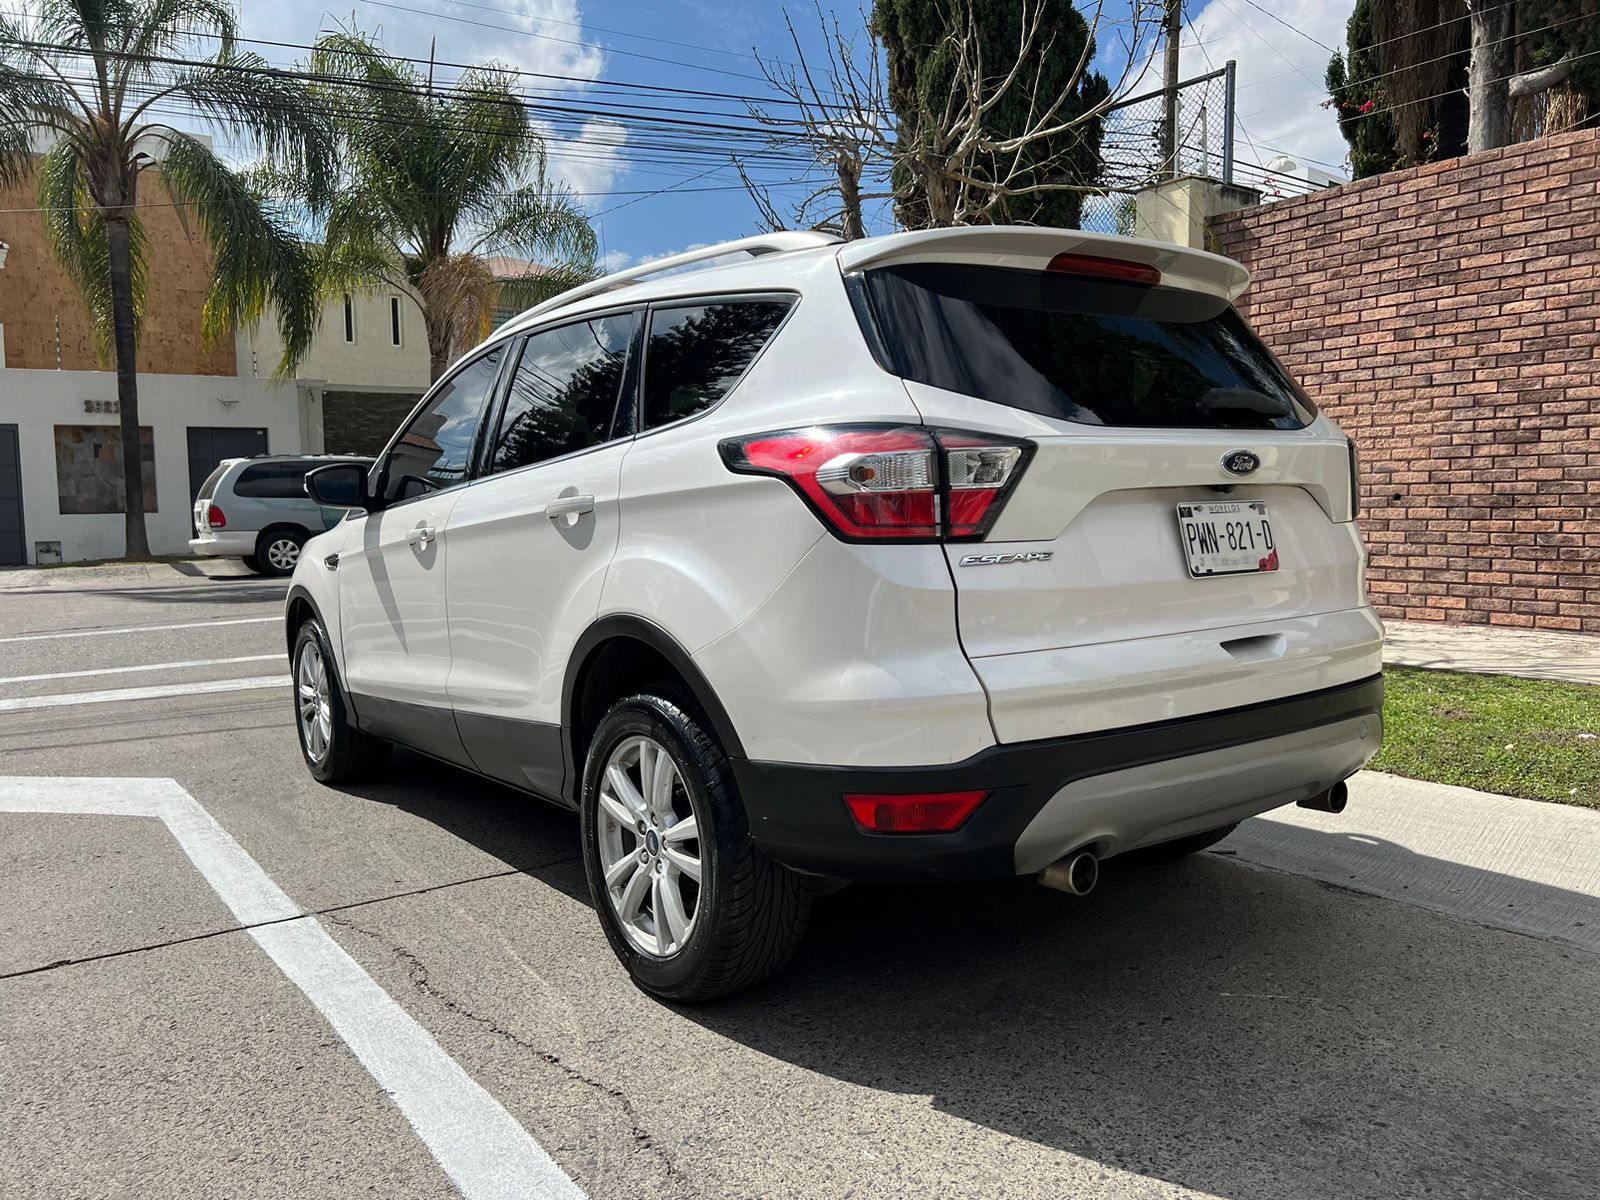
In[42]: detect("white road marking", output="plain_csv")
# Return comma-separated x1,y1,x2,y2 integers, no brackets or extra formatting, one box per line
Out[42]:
0,675,290,713
0,655,282,686
0,777,587,1200
0,616,277,644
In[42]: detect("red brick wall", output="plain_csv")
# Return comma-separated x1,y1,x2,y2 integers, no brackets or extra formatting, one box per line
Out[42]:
1209,129,1600,631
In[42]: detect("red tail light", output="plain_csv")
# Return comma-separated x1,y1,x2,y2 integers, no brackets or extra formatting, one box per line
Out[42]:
1046,252,1161,286
206,504,226,528
845,790,989,833
718,425,1029,542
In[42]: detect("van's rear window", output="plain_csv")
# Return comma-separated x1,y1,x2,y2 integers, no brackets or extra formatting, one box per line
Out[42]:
855,262,1316,430
196,463,229,501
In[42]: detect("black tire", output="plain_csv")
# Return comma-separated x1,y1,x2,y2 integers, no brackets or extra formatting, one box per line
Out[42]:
292,618,390,783
1128,823,1238,863
255,527,307,577
240,553,264,574
580,690,811,1003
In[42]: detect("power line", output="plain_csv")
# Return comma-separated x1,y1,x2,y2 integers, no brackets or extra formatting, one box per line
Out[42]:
1236,0,1339,56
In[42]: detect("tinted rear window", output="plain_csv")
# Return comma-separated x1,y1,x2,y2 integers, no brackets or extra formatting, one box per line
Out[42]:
196,463,230,501
858,263,1315,430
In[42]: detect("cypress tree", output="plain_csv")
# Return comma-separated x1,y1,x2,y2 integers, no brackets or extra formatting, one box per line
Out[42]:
873,0,1109,228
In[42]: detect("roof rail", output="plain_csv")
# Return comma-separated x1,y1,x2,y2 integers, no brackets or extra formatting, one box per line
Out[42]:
507,231,842,328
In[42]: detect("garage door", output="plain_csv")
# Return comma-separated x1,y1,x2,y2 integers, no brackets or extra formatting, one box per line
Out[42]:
187,427,269,500
0,424,23,566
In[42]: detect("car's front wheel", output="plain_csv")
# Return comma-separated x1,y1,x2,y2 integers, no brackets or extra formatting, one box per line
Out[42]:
292,618,390,783
580,692,811,1002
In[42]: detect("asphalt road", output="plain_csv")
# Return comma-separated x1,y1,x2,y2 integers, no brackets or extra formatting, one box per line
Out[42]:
2,564,1597,1200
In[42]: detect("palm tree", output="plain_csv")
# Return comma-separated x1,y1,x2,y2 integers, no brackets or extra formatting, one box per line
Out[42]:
310,31,598,382
0,0,331,556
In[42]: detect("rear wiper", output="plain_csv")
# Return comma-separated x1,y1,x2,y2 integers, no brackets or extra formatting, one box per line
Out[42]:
1197,387,1291,416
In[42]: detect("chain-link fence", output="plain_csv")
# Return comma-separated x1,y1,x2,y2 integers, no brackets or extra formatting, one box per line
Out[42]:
1077,63,1332,235
1078,66,1233,235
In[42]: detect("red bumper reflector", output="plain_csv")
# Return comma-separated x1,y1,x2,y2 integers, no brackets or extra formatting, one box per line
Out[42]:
844,790,989,834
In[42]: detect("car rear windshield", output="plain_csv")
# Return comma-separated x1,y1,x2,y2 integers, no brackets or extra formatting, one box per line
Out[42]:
855,262,1316,430
196,463,230,501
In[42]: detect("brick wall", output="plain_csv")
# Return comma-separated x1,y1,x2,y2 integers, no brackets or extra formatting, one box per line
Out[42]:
0,165,236,376
1210,129,1600,631
322,391,422,456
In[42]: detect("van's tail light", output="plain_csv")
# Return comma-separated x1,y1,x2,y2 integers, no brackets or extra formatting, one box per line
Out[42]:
206,504,226,528
718,425,1029,542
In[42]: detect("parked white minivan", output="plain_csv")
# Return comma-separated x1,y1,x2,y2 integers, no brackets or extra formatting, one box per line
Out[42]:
285,228,1383,1000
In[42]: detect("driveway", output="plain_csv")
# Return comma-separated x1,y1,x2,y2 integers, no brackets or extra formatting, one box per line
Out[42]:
2,566,1596,1199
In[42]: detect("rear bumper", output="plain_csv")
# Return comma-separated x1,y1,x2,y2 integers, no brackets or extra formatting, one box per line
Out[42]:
733,674,1384,881
189,531,256,557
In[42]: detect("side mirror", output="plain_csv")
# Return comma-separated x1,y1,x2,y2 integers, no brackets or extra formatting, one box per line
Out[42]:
305,462,371,510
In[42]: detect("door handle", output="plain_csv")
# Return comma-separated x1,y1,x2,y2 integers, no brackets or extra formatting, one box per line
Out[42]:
406,525,437,549
546,494,595,520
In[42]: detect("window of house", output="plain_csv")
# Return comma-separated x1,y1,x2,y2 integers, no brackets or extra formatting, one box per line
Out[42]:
343,294,355,343
640,299,792,432
484,312,637,476
379,345,505,502
390,296,403,347
54,425,158,513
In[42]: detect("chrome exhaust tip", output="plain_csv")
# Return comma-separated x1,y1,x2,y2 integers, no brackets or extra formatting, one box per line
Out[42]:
1298,780,1349,814
1039,849,1099,896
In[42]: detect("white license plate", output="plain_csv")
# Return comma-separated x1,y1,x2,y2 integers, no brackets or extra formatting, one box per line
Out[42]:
1177,501,1279,578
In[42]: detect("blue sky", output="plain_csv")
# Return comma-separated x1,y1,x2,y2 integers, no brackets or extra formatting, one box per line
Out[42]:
229,0,1353,269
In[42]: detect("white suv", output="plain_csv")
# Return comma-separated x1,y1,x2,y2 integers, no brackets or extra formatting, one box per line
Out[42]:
286,227,1383,1001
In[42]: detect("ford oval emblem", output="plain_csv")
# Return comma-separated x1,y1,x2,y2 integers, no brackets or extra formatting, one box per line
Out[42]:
1221,449,1260,477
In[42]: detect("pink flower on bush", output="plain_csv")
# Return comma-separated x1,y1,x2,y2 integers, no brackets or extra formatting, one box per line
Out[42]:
1359,100,1375,114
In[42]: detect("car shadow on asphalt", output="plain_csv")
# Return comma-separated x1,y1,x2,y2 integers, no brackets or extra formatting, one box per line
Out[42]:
338,749,1600,1200
335,747,591,904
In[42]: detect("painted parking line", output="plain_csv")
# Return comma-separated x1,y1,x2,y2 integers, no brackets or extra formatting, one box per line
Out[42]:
0,616,278,644
0,676,290,713
0,777,586,1200
0,655,283,686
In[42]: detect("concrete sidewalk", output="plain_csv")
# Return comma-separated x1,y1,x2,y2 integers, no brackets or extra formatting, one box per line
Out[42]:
1384,618,1600,685
1225,770,1600,952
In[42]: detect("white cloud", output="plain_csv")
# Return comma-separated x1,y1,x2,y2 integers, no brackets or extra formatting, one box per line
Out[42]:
1098,0,1351,185
234,0,630,203
1185,0,1351,178
545,118,628,199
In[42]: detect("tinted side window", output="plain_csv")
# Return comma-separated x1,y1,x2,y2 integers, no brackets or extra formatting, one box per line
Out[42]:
234,462,314,499
382,346,504,502
641,300,791,431
487,312,636,476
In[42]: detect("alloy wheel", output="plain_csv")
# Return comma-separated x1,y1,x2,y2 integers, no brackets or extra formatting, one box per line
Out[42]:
296,639,333,763
596,734,703,958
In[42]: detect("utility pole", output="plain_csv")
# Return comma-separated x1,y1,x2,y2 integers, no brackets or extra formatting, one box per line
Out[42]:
1161,0,1182,180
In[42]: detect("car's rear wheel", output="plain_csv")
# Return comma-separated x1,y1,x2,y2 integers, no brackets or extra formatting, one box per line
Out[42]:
292,618,389,783
581,692,811,1002
240,553,263,574
257,527,306,577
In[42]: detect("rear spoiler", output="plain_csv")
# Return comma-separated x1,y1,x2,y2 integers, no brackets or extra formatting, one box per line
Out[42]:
835,226,1250,302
